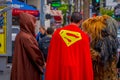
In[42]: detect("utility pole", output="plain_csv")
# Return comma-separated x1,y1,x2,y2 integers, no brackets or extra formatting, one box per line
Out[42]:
83,0,90,20
40,0,45,26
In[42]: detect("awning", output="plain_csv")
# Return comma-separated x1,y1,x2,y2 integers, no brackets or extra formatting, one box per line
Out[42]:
50,10,62,16
7,0,39,17
11,0,36,10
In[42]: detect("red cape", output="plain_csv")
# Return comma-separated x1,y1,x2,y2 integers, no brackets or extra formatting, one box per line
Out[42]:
45,24,93,80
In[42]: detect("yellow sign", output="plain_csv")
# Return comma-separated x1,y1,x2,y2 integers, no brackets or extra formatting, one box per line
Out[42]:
59,30,82,47
0,6,7,54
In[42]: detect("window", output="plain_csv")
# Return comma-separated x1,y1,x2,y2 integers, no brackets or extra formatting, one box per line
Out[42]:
12,16,20,25
12,27,20,34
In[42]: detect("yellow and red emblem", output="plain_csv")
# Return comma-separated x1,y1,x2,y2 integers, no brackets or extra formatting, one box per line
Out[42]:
59,30,82,47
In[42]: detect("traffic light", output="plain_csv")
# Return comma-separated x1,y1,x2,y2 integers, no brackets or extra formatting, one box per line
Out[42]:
0,15,4,27
96,0,100,3
92,0,100,15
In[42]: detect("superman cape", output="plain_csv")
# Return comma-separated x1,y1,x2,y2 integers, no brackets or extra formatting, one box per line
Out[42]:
45,24,93,80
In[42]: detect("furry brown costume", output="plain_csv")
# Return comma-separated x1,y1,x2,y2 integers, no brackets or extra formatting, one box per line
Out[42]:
82,15,119,80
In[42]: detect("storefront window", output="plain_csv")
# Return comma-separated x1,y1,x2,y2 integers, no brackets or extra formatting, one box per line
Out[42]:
12,16,19,25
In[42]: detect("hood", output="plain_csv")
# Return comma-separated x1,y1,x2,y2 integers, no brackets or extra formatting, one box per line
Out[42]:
19,12,36,36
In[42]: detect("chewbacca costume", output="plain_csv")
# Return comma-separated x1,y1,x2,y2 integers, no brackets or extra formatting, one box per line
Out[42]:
82,15,119,80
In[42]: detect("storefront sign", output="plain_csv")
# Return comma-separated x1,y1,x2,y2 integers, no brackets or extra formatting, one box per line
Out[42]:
7,0,39,17
12,9,39,17
51,1,61,7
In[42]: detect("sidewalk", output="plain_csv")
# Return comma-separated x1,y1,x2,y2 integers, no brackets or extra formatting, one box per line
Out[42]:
0,64,12,80
0,64,120,80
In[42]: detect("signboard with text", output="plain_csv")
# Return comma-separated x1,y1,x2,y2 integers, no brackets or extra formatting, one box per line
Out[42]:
12,9,39,17
0,6,7,54
51,1,61,7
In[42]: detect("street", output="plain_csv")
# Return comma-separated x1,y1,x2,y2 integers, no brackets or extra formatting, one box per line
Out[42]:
0,64,11,80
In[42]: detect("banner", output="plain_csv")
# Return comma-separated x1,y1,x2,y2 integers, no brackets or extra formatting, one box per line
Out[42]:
0,6,7,54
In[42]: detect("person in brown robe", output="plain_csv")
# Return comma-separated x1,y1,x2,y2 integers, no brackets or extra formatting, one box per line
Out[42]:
10,13,45,80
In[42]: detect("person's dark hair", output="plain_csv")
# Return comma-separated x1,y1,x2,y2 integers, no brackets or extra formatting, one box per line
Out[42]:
47,27,54,35
70,12,82,23
39,26,46,30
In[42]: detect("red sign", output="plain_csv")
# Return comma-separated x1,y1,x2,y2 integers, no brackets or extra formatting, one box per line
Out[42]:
12,9,39,17
54,16,62,22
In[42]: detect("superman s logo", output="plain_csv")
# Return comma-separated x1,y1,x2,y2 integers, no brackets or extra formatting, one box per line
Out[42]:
59,30,82,47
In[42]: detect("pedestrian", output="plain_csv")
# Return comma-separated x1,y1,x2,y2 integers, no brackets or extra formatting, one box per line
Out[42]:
38,27,54,62
45,12,93,80
10,13,45,80
82,15,119,80
38,27,54,80
36,26,46,42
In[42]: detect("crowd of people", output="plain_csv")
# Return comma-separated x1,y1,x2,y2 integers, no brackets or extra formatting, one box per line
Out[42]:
10,12,120,80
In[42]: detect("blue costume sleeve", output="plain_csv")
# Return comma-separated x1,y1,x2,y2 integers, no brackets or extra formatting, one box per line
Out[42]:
36,32,41,41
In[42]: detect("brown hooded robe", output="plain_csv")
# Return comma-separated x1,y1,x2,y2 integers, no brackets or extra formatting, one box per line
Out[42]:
10,13,44,80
